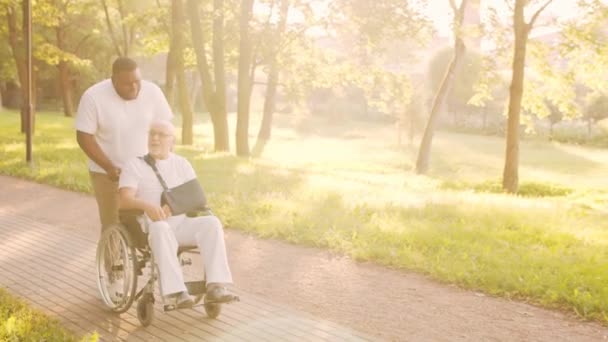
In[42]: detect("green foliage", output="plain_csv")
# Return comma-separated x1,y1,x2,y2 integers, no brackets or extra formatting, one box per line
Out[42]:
441,180,573,197
329,0,432,53
552,130,608,148
561,0,608,94
0,288,97,341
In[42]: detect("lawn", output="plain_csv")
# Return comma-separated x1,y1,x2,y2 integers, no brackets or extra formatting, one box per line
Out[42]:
0,288,97,341
1,109,607,323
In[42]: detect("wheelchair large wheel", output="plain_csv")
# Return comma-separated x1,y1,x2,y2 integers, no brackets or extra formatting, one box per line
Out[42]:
96,224,138,313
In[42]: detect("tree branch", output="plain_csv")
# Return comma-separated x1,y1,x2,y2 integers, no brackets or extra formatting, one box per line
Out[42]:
74,34,93,54
156,0,171,33
448,0,458,14
528,0,553,28
116,0,130,56
101,0,123,56
456,0,468,24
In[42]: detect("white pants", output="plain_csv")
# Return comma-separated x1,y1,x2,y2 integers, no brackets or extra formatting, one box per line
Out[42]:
147,215,233,296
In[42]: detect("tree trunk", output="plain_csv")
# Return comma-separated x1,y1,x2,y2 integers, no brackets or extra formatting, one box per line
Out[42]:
164,49,177,108
177,67,194,144
187,0,230,151
116,0,131,57
502,0,529,193
7,4,28,132
57,61,73,117
56,27,73,117
171,0,193,144
212,0,230,151
189,72,199,111
0,81,5,108
415,0,468,174
415,40,466,174
101,0,124,56
236,0,255,157
252,0,289,157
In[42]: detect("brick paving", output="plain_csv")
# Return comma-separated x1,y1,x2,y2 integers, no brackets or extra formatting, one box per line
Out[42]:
0,208,374,341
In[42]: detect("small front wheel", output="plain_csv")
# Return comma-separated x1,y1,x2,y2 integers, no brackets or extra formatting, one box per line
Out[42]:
204,303,221,319
137,295,155,327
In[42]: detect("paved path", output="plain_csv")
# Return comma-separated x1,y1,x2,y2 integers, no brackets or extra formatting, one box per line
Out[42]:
0,177,372,341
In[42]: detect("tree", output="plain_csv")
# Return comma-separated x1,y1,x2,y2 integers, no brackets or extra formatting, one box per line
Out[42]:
187,0,230,151
5,0,37,133
546,101,562,137
36,0,98,117
168,0,194,144
235,0,254,156
251,0,290,157
415,0,468,174
502,0,553,193
584,93,608,135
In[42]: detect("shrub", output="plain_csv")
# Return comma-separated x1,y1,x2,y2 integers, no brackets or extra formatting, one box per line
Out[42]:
441,180,572,197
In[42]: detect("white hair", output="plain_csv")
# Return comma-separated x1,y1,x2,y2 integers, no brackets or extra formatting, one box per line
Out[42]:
150,120,176,136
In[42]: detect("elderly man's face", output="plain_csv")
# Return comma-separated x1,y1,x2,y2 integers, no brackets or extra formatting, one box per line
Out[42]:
148,123,174,159
112,69,141,100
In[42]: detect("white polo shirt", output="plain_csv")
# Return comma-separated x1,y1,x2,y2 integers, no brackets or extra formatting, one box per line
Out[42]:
119,153,196,207
119,153,196,224
75,79,173,173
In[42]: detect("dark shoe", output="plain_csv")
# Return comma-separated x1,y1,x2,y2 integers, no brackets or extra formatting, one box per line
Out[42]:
205,285,236,303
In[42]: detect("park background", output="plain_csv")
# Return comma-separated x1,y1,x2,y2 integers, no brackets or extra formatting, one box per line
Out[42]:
1,0,608,339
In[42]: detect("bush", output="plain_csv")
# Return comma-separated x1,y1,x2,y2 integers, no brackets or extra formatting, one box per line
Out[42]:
441,180,573,197
518,182,573,197
549,128,608,147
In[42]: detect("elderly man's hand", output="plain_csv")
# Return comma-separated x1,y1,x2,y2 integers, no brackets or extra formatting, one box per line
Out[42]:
162,204,173,218
145,204,167,221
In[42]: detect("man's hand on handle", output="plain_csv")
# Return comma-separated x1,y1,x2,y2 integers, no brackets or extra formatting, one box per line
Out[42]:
106,167,121,182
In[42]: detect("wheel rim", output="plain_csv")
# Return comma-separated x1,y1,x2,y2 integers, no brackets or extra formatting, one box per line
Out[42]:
96,225,138,313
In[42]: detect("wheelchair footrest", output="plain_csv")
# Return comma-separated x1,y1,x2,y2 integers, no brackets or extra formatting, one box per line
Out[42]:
185,281,206,295
204,295,240,305
163,304,177,312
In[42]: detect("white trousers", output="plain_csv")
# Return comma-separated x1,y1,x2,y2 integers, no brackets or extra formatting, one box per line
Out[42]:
147,215,233,296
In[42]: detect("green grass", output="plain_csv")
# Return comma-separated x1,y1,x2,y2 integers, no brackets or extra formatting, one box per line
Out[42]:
1,110,608,323
0,288,97,341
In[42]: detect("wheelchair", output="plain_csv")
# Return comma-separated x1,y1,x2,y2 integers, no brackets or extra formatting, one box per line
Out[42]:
95,209,238,326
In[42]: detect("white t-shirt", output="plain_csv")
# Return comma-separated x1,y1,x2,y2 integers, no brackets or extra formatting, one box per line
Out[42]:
119,153,197,208
75,79,173,173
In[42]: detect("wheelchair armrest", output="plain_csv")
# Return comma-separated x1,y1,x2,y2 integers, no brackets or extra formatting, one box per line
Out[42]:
119,209,144,218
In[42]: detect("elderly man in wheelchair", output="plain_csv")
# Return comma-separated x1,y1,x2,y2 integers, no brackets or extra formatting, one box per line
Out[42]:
95,120,237,326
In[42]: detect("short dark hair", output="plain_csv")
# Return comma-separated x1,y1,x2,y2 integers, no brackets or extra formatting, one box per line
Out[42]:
112,57,138,75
